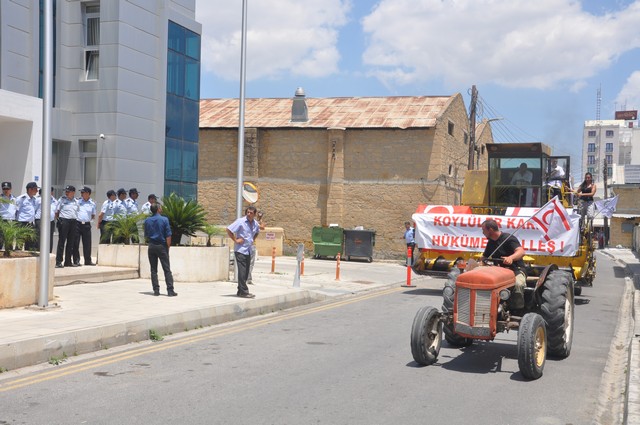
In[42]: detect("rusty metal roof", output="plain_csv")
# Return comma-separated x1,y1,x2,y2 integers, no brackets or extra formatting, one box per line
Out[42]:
200,95,454,129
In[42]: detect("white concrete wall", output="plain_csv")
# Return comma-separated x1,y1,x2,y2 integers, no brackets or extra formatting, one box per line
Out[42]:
0,89,43,189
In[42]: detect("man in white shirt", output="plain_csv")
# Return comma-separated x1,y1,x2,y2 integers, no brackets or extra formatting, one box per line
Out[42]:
546,159,565,199
510,163,533,206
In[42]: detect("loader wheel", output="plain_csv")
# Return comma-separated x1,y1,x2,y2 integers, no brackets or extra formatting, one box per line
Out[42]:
410,306,442,366
540,270,574,358
517,313,547,380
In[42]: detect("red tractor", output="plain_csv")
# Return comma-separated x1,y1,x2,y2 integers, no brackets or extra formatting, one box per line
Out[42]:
410,260,574,379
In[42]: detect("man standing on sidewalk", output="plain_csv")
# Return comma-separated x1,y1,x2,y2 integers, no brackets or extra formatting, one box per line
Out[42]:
73,186,96,266
55,185,79,268
15,182,39,250
144,203,177,297
226,206,260,298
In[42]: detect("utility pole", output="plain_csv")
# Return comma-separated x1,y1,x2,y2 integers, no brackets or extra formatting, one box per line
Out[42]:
467,85,477,170
603,158,609,247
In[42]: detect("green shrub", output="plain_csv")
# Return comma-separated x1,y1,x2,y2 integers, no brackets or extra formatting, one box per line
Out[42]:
160,193,207,246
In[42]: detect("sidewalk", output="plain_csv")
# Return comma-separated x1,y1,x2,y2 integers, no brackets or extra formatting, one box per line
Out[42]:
600,248,640,425
0,256,429,371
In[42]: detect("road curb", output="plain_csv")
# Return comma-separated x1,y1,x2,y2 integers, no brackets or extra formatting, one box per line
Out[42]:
0,290,326,371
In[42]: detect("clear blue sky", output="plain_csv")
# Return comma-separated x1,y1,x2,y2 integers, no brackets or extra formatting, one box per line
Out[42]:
196,0,640,182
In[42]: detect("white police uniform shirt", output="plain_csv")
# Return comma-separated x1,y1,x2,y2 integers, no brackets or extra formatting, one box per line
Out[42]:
15,193,37,223
56,196,79,220
36,195,58,221
100,199,117,221
76,198,96,223
113,199,127,217
124,197,139,215
141,201,153,215
0,194,16,220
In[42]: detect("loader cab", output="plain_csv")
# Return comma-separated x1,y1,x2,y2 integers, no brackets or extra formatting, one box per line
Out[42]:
486,143,571,208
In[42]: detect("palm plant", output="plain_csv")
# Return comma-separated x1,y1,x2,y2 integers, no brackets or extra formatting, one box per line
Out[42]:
160,193,207,246
203,224,225,247
105,213,146,245
0,220,37,257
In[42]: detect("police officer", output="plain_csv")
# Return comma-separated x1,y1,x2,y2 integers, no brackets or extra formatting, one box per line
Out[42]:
141,194,158,215
125,188,140,215
115,188,128,216
0,181,17,250
35,187,57,253
55,185,79,268
97,190,117,244
73,186,96,266
15,182,39,250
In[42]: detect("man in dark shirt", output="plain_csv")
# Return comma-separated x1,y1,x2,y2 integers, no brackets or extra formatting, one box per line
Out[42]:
481,219,526,309
144,204,176,297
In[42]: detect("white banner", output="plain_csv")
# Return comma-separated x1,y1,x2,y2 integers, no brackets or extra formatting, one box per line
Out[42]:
412,211,581,256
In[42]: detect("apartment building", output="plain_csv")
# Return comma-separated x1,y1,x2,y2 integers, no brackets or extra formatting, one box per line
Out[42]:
582,113,638,184
0,0,201,200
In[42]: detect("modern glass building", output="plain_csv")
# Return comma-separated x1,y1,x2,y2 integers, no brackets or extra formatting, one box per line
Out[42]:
0,0,201,203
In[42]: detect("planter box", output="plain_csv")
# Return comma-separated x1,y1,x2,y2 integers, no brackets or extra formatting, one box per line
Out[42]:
139,245,229,282
97,244,141,268
0,254,55,308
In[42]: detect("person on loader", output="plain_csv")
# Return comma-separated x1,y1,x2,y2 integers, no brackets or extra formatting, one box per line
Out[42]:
480,219,527,309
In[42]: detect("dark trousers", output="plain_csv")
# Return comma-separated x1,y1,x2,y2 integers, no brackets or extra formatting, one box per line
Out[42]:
17,222,36,250
235,252,251,295
56,218,77,265
148,243,174,293
99,221,112,244
73,221,92,264
35,219,55,253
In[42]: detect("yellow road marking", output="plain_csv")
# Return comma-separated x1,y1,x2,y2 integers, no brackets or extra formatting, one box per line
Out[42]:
0,286,404,392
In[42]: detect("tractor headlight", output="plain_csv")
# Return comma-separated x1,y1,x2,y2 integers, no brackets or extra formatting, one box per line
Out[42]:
499,289,511,301
443,285,455,297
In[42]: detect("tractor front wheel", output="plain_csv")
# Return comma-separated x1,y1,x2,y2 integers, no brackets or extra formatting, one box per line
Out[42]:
410,306,443,366
517,313,547,380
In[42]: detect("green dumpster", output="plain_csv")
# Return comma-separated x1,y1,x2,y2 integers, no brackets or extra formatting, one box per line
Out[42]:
312,226,344,259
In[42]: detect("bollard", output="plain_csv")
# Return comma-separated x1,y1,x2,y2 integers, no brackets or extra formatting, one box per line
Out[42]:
301,253,305,276
402,246,414,287
335,252,341,281
271,246,276,274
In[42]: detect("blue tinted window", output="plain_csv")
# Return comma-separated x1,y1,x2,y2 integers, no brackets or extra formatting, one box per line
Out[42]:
182,183,197,201
166,21,200,199
168,22,184,52
183,100,200,142
165,94,182,139
164,181,181,198
185,57,199,100
167,51,185,96
185,29,200,60
165,139,182,181
182,142,198,183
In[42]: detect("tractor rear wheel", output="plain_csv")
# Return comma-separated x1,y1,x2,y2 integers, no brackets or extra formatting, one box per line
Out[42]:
410,306,442,366
540,270,575,358
517,313,547,380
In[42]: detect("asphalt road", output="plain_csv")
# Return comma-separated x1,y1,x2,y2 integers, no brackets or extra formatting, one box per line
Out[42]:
0,253,627,425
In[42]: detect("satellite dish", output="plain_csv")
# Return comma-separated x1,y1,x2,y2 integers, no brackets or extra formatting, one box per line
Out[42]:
242,182,259,204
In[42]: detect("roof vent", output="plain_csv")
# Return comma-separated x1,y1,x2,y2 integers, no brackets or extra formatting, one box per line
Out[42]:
291,87,308,122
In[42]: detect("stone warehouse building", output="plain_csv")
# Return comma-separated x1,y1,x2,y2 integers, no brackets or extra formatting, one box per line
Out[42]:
199,91,492,258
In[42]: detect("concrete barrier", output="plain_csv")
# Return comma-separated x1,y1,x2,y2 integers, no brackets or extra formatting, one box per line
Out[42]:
0,253,55,308
139,245,229,282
